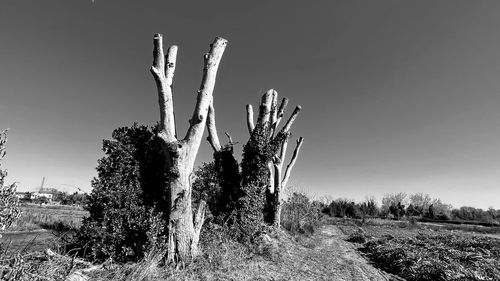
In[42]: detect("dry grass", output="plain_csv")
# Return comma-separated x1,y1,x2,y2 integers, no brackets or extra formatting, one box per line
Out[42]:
7,205,87,232
340,218,500,281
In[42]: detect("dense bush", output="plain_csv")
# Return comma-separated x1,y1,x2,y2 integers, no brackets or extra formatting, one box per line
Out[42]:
77,124,168,262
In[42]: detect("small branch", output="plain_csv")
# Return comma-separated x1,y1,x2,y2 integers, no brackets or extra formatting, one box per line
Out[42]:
206,101,221,152
224,132,234,145
281,137,304,189
150,34,177,143
246,104,255,135
281,105,301,134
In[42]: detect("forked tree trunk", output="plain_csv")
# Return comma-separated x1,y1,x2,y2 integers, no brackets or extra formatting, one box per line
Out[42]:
150,34,227,263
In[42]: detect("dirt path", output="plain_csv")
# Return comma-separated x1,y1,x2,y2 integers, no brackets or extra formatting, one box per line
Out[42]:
274,225,393,281
223,225,396,281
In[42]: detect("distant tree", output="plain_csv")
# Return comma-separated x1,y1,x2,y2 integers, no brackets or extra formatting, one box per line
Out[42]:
329,198,351,218
486,207,497,221
427,204,435,220
0,130,21,231
381,193,407,217
389,202,406,220
406,204,416,217
409,193,432,215
359,196,379,218
34,196,48,206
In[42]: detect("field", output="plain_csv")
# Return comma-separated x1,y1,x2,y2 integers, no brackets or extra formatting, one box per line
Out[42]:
1,204,87,254
337,218,500,281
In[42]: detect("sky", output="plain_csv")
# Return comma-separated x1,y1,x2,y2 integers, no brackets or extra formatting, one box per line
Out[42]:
1,1,500,209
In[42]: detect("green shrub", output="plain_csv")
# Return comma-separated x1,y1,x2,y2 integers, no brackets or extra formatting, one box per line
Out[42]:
77,124,168,262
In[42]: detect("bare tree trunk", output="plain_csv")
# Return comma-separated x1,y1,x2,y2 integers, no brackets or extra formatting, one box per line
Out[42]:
150,34,227,263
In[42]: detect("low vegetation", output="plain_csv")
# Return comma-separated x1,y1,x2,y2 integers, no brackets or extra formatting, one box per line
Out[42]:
7,205,86,232
339,218,500,281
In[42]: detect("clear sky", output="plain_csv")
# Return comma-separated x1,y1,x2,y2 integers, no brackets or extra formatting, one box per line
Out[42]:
1,1,500,209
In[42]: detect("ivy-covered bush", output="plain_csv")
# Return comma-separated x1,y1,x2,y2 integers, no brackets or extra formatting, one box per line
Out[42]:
77,124,168,262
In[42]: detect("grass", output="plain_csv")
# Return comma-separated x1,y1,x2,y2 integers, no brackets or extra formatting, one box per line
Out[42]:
339,218,500,281
0,204,87,257
7,205,87,232
0,221,314,280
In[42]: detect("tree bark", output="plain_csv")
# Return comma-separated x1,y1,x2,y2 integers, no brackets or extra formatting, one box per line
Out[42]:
150,34,227,263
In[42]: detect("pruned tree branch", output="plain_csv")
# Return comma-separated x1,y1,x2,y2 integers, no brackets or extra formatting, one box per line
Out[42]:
246,104,255,135
281,137,304,188
281,105,301,134
184,37,227,145
151,34,177,143
255,89,275,130
272,97,288,134
206,101,221,152
277,137,289,173
269,91,278,136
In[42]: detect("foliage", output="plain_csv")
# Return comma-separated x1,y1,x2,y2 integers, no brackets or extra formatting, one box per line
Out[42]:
359,197,379,218
328,198,352,218
381,193,407,217
0,130,21,232
192,145,242,223
77,124,168,262
236,124,281,239
388,202,406,220
280,192,322,236
54,191,87,206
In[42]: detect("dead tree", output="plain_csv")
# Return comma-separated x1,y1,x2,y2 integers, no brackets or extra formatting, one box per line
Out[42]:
150,34,227,263
207,90,303,231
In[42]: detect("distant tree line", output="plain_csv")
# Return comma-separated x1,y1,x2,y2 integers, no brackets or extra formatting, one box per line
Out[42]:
319,192,500,224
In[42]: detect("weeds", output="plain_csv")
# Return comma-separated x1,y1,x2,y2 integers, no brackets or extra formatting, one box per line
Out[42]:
340,218,500,281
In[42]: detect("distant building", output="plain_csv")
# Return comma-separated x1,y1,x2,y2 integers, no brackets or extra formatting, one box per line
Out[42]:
15,192,32,200
32,192,53,201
